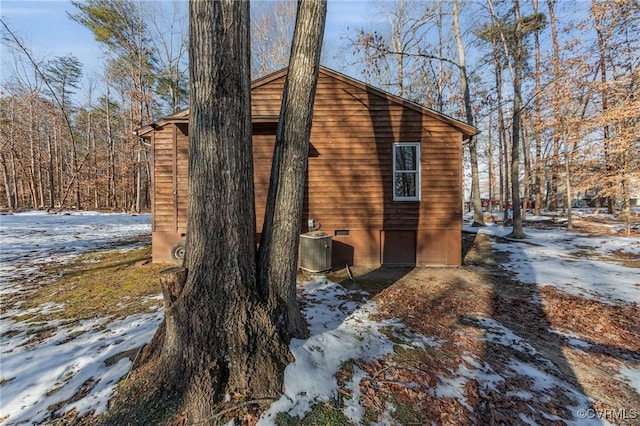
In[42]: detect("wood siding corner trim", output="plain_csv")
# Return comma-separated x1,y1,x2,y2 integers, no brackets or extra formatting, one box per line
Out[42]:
150,131,156,232
173,124,178,233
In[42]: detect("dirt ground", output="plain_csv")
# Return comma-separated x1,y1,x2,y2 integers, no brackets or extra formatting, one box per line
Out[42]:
320,231,640,425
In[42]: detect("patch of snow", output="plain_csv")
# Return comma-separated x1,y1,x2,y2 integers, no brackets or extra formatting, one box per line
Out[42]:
550,328,594,350
341,365,368,424
0,212,157,425
0,311,163,424
464,223,640,305
374,402,396,426
431,356,503,411
519,412,539,426
0,211,150,295
617,365,640,394
471,316,558,372
258,279,437,424
506,359,605,426
433,371,472,410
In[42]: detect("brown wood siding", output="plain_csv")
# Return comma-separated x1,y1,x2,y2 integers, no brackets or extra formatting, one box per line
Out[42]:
248,71,462,236
176,124,188,233
153,127,176,232
148,68,464,265
253,134,275,231
151,124,189,235
302,72,462,233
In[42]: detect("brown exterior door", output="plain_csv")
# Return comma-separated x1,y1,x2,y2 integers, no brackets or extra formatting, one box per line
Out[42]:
382,230,416,265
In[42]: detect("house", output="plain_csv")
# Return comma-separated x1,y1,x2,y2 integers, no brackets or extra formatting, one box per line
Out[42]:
135,66,477,267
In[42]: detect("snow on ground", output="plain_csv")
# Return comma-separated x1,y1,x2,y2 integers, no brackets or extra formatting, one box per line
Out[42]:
463,221,640,305
260,215,639,423
0,211,151,295
0,211,154,425
1,210,638,424
1,312,163,424
259,279,440,424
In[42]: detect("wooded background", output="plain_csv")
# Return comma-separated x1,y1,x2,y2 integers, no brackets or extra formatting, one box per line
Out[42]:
1,0,638,218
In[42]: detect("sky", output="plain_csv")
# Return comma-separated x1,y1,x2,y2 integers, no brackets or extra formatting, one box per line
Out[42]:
0,0,378,87
0,209,638,423
1,1,101,80
0,0,588,105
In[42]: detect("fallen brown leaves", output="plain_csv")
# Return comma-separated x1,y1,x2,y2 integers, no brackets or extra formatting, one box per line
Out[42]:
332,232,639,425
540,286,640,354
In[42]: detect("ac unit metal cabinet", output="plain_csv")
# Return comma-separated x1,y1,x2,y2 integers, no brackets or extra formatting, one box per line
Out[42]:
299,232,332,272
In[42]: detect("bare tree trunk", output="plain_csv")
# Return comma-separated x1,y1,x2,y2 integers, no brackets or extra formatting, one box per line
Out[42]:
258,0,327,342
28,100,39,208
36,139,45,208
392,0,405,97
47,135,55,209
486,112,496,213
10,143,19,209
533,0,543,216
498,118,504,216
620,171,631,235
135,148,142,213
549,135,560,212
521,122,530,221
105,89,117,210
547,0,560,213
564,140,573,230
547,0,572,227
4,106,17,210
56,124,65,207
453,0,483,227
54,126,62,205
90,114,99,209
435,0,445,112
0,151,14,210
72,132,80,209
490,37,509,222
592,0,614,214
508,0,527,238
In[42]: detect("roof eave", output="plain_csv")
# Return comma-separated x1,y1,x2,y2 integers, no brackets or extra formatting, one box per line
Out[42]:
135,66,480,139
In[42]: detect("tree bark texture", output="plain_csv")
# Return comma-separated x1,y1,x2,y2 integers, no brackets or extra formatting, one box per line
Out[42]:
453,0,483,227
258,0,327,343
508,0,527,238
533,0,543,217
592,0,614,214
147,1,291,422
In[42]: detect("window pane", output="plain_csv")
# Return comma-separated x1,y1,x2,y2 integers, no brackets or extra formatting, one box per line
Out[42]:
394,172,417,198
395,145,417,171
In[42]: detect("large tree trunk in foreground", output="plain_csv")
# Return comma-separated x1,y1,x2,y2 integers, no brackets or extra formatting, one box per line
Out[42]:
142,1,291,423
258,0,327,343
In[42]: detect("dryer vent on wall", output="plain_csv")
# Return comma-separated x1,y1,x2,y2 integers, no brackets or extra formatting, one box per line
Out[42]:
299,232,332,272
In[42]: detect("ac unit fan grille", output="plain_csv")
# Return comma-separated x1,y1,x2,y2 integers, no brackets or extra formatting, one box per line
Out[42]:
299,232,332,272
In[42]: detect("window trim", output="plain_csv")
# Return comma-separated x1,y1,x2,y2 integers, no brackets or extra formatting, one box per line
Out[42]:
392,142,421,201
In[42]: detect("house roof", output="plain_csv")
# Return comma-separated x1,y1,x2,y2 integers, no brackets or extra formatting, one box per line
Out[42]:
135,66,478,139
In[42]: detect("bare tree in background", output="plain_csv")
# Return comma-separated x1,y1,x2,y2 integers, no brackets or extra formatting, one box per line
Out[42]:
251,0,297,79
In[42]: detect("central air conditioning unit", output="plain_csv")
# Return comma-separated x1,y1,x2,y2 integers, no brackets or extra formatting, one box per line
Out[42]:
299,232,332,272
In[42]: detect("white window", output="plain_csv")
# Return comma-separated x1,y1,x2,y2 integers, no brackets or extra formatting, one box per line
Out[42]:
393,142,420,201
